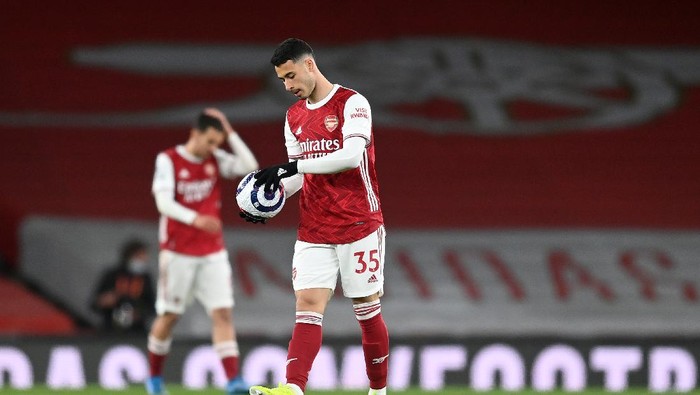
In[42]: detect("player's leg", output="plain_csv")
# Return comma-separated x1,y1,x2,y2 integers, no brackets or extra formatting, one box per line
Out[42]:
146,250,196,395
352,294,388,395
250,241,339,395
284,287,331,393
339,226,389,395
195,250,248,394
147,312,179,394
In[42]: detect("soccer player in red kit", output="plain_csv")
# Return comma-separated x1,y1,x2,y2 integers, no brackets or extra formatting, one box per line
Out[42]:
148,108,258,395
245,39,389,395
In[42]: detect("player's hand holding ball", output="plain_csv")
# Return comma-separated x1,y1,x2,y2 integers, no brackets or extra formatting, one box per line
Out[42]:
236,170,287,224
254,162,298,194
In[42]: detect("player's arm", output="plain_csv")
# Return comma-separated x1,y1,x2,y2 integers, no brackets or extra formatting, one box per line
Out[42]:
281,173,303,198
205,108,259,178
152,153,221,233
254,94,371,193
297,93,370,174
213,133,259,178
257,138,364,192
280,115,304,197
296,137,365,174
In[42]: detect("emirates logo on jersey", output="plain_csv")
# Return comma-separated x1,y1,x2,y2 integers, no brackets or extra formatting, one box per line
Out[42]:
324,115,339,132
177,179,215,203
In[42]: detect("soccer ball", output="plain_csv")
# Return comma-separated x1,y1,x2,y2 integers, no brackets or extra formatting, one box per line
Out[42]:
236,171,285,219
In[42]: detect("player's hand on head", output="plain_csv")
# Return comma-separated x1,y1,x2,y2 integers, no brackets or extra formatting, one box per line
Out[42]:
193,214,222,233
204,108,235,134
254,162,299,195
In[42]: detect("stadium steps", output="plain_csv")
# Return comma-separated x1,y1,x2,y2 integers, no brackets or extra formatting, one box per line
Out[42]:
0,276,77,335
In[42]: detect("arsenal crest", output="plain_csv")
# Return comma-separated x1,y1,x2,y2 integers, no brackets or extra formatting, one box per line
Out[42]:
324,115,339,132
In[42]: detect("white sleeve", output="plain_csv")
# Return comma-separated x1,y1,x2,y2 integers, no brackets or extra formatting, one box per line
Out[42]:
341,93,372,144
154,191,198,225
284,115,303,160
296,137,365,174
281,173,303,197
272,115,303,196
151,153,198,225
152,153,175,193
214,133,259,179
294,93,370,174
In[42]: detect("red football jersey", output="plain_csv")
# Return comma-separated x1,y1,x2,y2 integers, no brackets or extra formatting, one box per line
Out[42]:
157,147,224,255
285,85,384,244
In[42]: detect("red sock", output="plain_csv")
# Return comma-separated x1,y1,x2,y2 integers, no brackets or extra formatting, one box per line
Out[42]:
148,352,167,377
286,311,323,392
355,301,389,389
214,341,241,380
147,335,172,377
220,356,239,380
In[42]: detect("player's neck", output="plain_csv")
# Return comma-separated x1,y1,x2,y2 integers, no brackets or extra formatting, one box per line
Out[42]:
308,77,334,105
183,142,205,160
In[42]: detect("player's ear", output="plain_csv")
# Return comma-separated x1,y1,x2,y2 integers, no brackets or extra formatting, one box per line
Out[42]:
305,57,315,72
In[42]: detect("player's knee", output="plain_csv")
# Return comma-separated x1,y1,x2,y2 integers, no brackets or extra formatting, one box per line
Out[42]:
352,292,381,304
295,290,329,312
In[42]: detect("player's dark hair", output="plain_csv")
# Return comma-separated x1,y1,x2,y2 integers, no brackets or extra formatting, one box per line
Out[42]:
270,38,314,67
195,112,225,133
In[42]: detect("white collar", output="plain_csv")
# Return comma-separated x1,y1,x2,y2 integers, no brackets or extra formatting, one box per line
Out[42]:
306,84,340,110
176,145,204,163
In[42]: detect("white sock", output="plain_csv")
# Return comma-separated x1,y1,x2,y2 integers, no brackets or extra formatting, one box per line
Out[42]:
147,335,172,355
368,387,386,395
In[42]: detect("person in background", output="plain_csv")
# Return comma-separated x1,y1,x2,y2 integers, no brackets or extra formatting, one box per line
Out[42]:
147,108,258,395
91,238,155,333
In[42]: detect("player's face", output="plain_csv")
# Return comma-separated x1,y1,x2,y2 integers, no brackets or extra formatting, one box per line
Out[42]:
275,58,315,100
191,127,225,159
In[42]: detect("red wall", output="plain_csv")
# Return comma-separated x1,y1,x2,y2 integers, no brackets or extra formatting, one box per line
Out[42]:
2,1,699,264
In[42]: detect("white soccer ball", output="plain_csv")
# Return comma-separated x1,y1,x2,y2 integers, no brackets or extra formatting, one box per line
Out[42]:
236,171,285,219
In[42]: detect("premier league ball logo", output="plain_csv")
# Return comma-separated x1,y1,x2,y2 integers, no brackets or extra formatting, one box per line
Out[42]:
236,171,285,219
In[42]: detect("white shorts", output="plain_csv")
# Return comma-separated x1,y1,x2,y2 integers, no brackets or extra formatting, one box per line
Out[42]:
292,225,386,298
155,249,234,315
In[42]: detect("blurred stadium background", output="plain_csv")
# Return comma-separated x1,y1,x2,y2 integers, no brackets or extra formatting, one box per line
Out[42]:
1,1,699,392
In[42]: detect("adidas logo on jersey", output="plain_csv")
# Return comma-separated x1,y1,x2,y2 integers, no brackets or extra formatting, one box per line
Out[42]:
179,168,190,179
368,274,378,283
